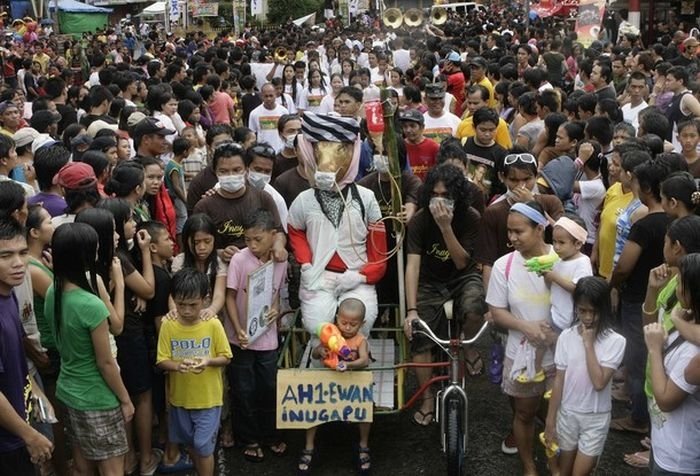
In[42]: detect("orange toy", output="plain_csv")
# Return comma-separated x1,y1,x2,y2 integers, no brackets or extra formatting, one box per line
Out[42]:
316,323,352,369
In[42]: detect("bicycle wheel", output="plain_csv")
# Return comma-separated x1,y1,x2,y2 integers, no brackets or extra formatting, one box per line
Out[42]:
445,396,465,476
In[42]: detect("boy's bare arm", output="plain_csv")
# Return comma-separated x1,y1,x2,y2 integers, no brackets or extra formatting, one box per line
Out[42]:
343,339,370,370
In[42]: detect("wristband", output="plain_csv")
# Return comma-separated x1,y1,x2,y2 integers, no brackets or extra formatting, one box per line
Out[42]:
574,157,584,169
406,308,418,313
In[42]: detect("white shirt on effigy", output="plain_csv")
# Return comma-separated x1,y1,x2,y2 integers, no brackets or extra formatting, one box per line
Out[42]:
287,183,381,291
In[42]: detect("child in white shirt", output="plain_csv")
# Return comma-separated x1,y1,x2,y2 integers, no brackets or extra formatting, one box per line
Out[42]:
517,215,593,383
545,276,626,475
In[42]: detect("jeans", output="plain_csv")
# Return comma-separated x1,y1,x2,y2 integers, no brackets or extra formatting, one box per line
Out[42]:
621,299,649,426
228,346,278,445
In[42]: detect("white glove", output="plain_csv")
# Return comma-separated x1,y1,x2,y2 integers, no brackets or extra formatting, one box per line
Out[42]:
335,270,365,295
300,263,312,289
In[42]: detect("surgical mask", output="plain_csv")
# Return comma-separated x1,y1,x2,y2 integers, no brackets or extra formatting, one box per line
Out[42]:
373,154,390,174
284,133,297,149
430,197,455,212
247,171,271,189
314,171,337,191
218,174,246,193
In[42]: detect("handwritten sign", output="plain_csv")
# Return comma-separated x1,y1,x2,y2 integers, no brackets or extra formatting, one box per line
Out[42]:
277,370,374,429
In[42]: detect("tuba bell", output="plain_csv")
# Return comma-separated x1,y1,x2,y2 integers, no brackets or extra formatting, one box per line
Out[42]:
274,47,287,63
404,8,424,27
382,8,403,29
431,7,447,25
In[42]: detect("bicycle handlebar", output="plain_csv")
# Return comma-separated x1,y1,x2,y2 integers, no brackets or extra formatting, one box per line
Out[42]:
411,318,490,348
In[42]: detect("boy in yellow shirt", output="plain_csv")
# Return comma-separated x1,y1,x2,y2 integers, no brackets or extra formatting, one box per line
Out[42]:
157,269,232,476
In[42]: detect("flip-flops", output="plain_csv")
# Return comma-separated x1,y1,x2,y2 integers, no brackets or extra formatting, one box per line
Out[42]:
244,444,265,463
268,441,287,457
412,409,435,426
465,352,484,376
157,453,194,474
610,416,649,434
624,451,650,469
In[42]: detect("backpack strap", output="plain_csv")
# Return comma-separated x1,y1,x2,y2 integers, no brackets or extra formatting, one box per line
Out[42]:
505,251,515,281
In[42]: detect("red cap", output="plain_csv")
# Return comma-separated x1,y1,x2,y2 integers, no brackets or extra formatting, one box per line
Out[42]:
52,162,97,190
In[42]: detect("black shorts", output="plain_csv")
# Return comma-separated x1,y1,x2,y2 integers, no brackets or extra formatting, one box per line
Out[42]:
116,333,153,396
411,272,486,354
0,446,34,476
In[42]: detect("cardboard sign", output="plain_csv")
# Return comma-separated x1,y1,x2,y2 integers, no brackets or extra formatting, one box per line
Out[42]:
277,370,374,429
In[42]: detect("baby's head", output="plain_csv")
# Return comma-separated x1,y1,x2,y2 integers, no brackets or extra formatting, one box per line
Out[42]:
335,297,366,339
552,214,587,260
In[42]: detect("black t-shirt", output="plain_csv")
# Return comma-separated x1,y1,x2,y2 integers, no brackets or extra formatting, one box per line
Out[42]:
56,103,78,137
186,166,217,213
273,153,298,181
461,137,507,200
193,187,282,250
117,250,143,337
542,52,565,86
406,206,480,283
144,265,171,341
242,92,262,128
272,167,310,208
622,212,672,302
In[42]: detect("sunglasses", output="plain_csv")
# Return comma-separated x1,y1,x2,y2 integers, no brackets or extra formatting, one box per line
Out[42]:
503,153,536,166
250,144,276,158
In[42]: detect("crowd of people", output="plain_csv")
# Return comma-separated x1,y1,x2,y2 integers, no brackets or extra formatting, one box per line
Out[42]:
0,4,699,476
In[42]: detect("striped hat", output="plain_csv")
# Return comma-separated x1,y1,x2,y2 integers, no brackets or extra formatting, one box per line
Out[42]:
301,112,360,143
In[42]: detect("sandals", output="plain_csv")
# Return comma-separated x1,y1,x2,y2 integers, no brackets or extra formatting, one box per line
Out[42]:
412,409,435,426
140,449,163,476
218,428,235,449
157,453,194,474
243,444,264,463
297,448,315,475
465,351,484,376
411,397,435,427
268,441,287,457
624,451,650,469
357,447,371,475
609,416,649,434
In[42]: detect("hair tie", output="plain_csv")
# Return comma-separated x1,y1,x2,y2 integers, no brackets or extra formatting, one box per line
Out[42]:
510,202,548,227
554,216,588,243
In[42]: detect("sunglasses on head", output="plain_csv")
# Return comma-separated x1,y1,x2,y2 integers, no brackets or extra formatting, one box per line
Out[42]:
504,153,536,166
250,144,276,158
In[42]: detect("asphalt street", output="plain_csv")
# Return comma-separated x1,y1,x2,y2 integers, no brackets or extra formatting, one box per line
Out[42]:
162,339,648,476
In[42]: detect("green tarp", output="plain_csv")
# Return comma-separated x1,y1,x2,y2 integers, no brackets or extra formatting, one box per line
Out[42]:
58,11,109,35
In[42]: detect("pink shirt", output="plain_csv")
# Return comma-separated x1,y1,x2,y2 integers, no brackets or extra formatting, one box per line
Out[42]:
209,91,234,125
225,248,287,351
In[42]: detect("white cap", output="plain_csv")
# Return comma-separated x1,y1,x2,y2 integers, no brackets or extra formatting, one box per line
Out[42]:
31,133,58,156
86,120,118,138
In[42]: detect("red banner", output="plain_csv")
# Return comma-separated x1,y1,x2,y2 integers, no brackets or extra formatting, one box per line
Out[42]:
575,0,605,47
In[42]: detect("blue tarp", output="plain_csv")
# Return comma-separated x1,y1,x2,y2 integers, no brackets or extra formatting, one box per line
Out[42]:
48,0,112,13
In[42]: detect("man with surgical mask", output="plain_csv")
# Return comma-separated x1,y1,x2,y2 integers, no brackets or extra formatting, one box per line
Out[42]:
245,142,288,231
272,114,302,180
193,142,287,263
287,113,387,337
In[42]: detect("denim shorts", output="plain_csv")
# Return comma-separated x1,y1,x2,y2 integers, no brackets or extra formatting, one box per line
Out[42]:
169,406,222,457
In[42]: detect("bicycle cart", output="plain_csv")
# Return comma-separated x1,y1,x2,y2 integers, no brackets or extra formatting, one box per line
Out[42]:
277,301,490,476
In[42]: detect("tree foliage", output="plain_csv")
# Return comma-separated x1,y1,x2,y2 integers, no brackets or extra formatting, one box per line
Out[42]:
267,0,322,25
